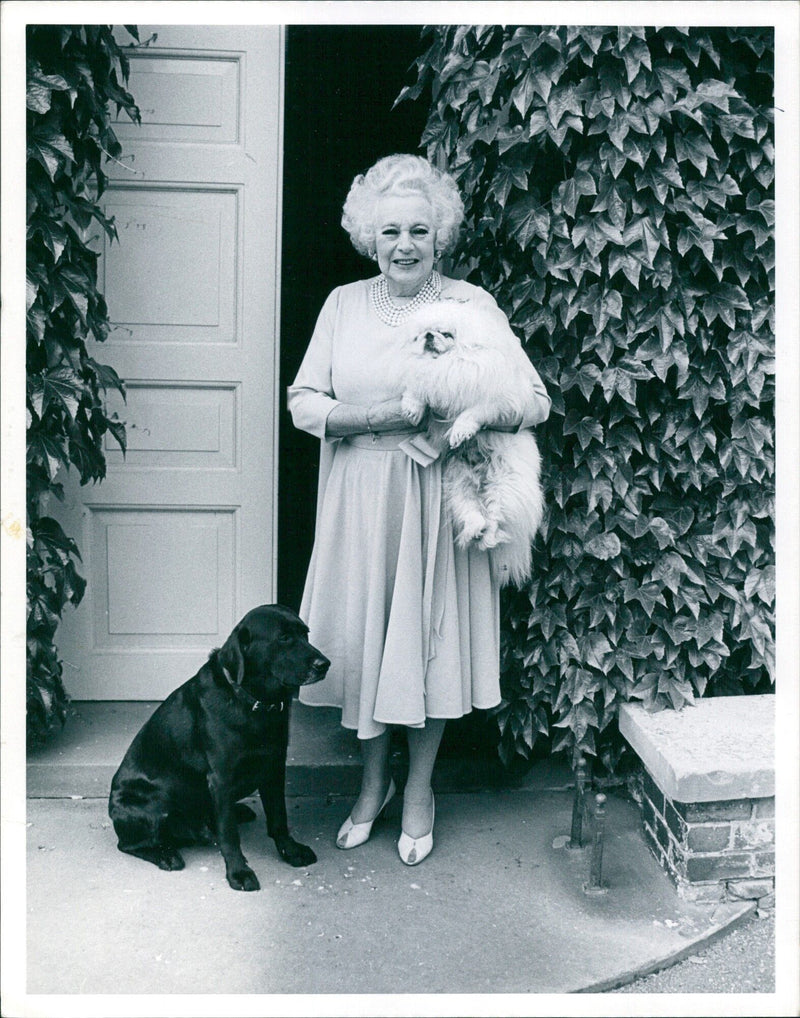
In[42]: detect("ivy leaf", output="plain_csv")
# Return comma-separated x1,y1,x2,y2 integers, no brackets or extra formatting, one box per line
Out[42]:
717,113,757,142
694,79,738,112
504,194,550,250
546,83,583,128
744,565,775,604
33,517,82,560
623,580,666,618
701,283,751,328
619,36,652,83
104,415,127,455
661,674,695,710
27,124,75,181
648,517,674,550
36,219,69,263
41,367,86,421
623,215,667,266
28,592,61,634
57,266,91,322
573,218,624,259
585,532,622,559
531,46,567,103
635,163,676,203
590,175,628,227
27,431,69,481
686,175,740,209
61,558,88,606
562,363,603,400
674,131,718,175
490,162,530,205
85,357,126,398
654,60,692,98
582,633,615,671
556,170,597,218
26,67,73,114
511,71,537,117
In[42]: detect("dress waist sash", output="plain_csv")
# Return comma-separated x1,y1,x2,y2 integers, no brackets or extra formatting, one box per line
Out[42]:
347,431,421,450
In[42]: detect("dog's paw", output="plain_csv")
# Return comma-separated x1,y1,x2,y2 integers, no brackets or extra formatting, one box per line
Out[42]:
401,393,426,425
156,848,186,871
478,521,506,550
447,416,480,447
227,865,260,892
276,836,318,868
457,510,489,545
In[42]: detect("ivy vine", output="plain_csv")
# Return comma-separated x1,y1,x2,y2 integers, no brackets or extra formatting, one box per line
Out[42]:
26,25,141,742
400,25,775,769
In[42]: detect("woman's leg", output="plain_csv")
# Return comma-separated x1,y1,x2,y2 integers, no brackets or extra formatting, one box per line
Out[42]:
349,730,392,824
402,718,446,837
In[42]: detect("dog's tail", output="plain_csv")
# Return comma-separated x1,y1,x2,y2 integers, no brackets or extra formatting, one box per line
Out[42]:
487,432,545,588
490,539,534,588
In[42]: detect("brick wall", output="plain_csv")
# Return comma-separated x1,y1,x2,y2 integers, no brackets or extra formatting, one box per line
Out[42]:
638,770,775,906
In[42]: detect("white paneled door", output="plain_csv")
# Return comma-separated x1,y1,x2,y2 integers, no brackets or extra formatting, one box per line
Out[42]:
56,27,283,698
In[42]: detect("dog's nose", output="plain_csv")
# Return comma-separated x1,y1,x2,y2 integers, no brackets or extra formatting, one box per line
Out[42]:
302,656,329,687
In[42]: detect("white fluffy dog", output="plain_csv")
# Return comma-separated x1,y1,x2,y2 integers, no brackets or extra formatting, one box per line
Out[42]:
401,298,545,587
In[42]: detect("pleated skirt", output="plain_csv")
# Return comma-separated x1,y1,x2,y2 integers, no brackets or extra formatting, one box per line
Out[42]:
298,432,501,740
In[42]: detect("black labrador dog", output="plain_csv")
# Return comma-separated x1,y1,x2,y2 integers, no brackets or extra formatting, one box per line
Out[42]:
109,604,329,891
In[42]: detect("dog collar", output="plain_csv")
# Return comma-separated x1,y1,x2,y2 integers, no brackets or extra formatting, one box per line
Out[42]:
238,685,287,713
221,667,287,713
254,697,285,713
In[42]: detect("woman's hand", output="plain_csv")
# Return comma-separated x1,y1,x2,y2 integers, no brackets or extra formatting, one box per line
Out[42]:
368,397,419,433
325,398,420,438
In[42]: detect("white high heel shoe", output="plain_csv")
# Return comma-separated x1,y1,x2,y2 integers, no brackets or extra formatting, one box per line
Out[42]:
336,778,396,850
397,792,435,866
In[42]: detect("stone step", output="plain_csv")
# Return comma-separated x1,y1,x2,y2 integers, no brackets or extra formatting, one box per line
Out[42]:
619,694,774,803
27,700,573,799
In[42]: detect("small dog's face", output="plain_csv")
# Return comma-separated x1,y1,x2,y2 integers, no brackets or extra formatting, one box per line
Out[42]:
223,604,329,694
406,300,476,360
414,325,456,357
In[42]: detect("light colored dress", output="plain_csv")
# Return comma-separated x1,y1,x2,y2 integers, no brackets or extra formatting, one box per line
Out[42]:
287,275,550,740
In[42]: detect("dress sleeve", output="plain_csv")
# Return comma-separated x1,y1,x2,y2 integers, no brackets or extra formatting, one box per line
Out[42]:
287,288,343,441
470,286,552,428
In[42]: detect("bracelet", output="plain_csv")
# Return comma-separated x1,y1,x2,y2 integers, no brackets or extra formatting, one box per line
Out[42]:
489,417,523,433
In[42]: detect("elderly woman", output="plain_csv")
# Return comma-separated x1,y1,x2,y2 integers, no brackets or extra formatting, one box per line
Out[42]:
288,154,550,865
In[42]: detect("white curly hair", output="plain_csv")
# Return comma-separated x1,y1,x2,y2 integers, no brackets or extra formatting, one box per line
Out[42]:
341,154,465,258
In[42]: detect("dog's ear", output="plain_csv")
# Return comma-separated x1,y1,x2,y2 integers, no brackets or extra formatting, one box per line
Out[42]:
220,625,249,685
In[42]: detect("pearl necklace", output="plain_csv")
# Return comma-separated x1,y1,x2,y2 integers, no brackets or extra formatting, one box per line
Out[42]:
369,270,442,327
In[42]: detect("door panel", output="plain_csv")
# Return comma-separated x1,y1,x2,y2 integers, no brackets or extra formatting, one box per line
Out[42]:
103,382,237,469
56,26,282,699
101,188,238,337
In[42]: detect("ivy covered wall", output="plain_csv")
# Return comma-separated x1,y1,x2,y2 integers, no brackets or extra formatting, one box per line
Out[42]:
26,26,139,742
400,26,775,769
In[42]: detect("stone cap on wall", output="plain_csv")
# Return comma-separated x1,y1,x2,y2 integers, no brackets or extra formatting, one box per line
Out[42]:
618,695,774,803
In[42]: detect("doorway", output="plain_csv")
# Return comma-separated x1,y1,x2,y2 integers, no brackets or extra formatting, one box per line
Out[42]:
278,25,430,609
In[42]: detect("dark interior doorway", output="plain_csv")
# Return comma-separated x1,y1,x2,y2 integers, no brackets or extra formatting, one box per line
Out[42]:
278,25,430,610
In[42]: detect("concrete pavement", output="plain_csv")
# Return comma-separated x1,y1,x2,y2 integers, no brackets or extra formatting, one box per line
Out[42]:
14,701,775,1007
23,793,756,996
